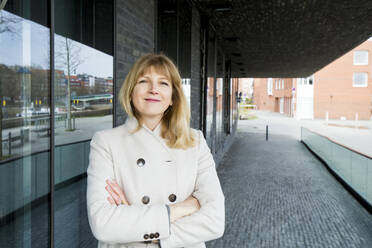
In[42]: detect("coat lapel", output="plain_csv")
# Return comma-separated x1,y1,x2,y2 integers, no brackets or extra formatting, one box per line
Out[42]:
122,116,180,203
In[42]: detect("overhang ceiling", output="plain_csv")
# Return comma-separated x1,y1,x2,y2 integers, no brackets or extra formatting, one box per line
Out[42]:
196,0,372,78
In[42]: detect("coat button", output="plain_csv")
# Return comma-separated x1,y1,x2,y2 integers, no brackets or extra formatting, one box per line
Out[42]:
154,232,160,238
142,195,150,204
144,234,149,239
137,158,145,167
168,194,177,202
150,233,155,239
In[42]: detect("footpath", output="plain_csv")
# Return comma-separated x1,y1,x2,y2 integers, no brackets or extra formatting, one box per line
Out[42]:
238,110,372,157
207,111,372,248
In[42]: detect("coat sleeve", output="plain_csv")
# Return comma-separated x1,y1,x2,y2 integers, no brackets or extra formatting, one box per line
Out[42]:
86,131,171,244
160,130,225,248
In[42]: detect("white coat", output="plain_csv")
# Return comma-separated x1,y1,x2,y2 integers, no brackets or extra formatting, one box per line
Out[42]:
86,116,225,248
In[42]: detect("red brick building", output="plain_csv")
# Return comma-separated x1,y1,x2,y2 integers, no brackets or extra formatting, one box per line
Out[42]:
253,39,372,120
253,78,294,116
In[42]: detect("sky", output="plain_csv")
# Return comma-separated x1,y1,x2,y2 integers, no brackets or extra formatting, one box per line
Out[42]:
0,10,113,78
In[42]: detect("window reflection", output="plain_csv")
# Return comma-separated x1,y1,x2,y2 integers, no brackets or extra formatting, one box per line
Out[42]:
0,5,50,247
54,34,113,145
206,28,216,150
216,49,224,152
216,77,223,152
206,77,214,148
181,78,191,106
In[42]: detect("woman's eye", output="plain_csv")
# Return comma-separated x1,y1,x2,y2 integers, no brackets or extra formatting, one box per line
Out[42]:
139,80,147,83
161,82,169,86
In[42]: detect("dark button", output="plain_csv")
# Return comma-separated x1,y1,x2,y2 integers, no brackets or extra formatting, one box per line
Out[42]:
150,233,155,239
168,194,177,202
144,234,149,240
137,158,145,167
142,195,150,204
154,232,160,238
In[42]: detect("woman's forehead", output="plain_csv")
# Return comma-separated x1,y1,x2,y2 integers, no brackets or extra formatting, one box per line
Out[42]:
140,65,171,79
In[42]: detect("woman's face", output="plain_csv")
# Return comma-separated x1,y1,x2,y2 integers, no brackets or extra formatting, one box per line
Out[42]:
131,66,173,122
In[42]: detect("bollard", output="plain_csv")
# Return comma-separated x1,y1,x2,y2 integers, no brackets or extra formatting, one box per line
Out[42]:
355,112,358,129
8,132,11,155
266,125,268,141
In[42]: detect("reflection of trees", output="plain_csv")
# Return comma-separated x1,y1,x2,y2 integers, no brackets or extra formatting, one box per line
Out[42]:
0,8,22,159
0,8,21,35
55,37,83,130
0,64,18,159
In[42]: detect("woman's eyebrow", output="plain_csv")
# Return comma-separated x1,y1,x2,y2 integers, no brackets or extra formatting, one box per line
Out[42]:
159,77,170,80
140,75,170,80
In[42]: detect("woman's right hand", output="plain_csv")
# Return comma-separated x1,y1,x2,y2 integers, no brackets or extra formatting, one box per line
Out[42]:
169,195,200,222
105,179,129,206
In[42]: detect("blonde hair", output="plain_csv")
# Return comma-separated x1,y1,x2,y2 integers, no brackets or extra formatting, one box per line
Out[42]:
119,54,196,149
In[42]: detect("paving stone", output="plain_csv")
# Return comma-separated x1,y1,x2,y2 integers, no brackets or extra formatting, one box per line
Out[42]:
207,132,372,248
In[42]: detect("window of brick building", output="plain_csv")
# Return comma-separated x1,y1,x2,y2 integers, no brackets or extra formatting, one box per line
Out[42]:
353,50,368,65
353,72,368,87
267,78,273,95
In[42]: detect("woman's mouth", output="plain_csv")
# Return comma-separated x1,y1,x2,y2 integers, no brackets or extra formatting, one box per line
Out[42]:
145,98,160,102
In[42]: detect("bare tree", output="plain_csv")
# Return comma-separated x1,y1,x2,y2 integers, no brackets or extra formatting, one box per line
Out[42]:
55,37,83,130
1,3,22,159
0,3,21,35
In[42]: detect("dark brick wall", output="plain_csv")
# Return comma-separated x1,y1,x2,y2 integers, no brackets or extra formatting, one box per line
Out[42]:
190,6,201,130
114,0,155,126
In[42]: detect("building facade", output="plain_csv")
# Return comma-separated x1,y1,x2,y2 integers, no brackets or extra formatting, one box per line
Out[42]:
313,40,372,120
253,39,372,120
0,0,240,247
253,78,294,116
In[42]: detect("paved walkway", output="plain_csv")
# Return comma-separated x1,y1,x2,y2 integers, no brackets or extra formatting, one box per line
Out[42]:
238,110,372,157
207,114,372,248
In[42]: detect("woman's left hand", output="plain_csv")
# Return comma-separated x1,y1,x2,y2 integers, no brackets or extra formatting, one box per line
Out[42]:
105,179,129,206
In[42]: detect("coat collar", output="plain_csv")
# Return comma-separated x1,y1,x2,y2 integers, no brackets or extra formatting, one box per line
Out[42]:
125,115,162,137
125,115,175,160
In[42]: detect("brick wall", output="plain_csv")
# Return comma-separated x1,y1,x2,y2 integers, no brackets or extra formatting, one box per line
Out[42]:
253,78,294,116
314,40,372,120
190,6,201,129
114,0,155,126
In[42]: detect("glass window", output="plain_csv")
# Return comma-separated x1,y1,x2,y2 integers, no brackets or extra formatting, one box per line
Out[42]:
181,78,191,106
206,28,215,150
53,0,113,247
216,49,224,153
353,50,368,65
353,72,368,87
1,1,51,246
267,78,273,95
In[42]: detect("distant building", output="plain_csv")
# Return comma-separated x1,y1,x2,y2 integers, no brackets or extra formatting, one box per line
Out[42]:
253,39,372,120
253,78,294,116
238,78,254,103
313,40,372,120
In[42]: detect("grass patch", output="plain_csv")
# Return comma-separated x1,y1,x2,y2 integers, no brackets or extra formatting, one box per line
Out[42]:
65,128,76,132
1,154,20,160
239,106,257,120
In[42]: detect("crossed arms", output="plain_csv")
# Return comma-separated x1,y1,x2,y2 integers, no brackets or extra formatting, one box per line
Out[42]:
86,130,225,247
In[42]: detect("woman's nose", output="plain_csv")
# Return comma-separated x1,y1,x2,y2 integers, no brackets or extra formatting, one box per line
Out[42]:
149,81,159,93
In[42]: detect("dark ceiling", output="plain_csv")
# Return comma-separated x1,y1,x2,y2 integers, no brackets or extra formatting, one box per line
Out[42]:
196,0,372,78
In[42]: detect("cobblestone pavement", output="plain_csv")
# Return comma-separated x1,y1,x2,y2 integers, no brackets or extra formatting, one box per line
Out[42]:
207,132,372,248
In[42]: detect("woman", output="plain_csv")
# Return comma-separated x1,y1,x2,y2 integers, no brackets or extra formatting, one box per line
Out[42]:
87,54,225,248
